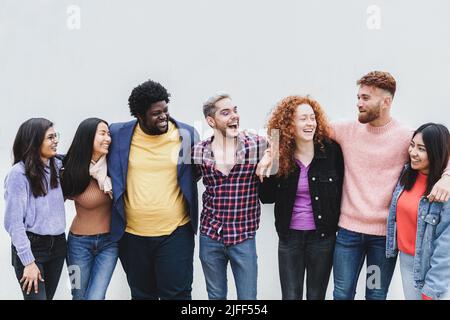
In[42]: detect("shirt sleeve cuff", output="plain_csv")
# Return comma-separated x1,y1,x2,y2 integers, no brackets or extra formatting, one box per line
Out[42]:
18,249,35,266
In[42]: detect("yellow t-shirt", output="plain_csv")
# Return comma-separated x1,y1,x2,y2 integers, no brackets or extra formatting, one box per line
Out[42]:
124,121,190,236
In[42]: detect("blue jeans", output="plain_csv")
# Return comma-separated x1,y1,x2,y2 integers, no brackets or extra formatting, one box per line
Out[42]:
66,232,118,300
199,234,257,300
119,224,194,300
399,252,422,300
399,251,450,300
333,227,397,300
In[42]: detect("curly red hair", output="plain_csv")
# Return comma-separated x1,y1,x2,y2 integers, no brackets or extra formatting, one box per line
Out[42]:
267,95,331,178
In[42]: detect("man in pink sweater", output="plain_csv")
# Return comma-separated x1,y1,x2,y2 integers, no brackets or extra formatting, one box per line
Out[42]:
331,71,450,300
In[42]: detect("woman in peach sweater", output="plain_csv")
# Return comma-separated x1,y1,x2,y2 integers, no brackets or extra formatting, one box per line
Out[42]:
61,118,117,300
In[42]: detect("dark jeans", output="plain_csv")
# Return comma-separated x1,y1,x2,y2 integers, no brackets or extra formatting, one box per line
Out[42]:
333,227,397,300
11,232,67,300
118,223,194,300
278,229,335,300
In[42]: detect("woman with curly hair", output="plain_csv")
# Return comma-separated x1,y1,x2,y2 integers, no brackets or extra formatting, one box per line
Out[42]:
260,95,344,300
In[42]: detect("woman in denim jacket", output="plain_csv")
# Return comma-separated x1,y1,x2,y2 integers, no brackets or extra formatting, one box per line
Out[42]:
386,123,450,300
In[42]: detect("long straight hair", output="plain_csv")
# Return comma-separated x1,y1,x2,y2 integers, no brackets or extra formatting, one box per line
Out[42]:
400,123,450,195
61,118,109,198
13,118,58,197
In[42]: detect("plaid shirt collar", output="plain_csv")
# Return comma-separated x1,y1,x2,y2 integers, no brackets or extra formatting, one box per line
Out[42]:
200,133,248,165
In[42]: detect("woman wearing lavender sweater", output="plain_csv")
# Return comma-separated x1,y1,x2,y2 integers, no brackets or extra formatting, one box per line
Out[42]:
4,118,66,300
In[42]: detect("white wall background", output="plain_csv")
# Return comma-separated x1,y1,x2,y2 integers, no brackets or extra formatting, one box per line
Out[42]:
1,0,449,300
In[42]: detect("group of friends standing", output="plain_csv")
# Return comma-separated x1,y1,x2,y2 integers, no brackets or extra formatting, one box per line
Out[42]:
4,71,450,300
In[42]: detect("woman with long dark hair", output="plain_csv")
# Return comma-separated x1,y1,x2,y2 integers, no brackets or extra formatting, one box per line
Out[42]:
4,118,66,300
259,96,344,300
61,118,117,300
386,123,450,300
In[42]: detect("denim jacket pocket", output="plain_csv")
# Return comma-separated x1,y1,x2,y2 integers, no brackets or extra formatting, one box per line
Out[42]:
424,214,440,226
422,213,440,255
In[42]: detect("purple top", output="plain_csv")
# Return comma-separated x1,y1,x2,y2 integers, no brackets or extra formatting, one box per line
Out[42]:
3,160,66,266
289,160,316,230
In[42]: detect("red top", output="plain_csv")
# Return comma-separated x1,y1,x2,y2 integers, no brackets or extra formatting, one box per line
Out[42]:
396,172,428,255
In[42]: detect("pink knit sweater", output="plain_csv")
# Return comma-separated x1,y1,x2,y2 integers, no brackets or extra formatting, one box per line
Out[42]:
331,119,412,236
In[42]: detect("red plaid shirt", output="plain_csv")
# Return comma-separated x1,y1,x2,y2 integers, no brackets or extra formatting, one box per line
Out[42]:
193,133,267,246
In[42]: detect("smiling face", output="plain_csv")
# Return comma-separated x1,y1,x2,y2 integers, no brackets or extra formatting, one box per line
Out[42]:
357,85,388,124
138,100,170,135
40,127,58,161
295,104,317,143
206,97,240,138
92,122,111,161
409,132,430,174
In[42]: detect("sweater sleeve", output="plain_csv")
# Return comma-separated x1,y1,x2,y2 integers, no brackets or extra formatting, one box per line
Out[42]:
3,167,35,266
443,158,450,176
330,121,352,145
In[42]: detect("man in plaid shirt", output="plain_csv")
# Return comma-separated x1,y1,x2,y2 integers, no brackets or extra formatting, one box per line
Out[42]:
193,92,271,300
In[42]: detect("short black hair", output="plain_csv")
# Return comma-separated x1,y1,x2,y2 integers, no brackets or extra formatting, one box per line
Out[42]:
128,79,171,118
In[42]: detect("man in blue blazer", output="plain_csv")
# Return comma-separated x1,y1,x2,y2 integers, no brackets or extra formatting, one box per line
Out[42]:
108,79,199,300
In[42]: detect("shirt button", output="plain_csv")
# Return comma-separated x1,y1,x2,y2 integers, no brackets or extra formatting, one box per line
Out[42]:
318,215,322,219
433,219,436,223
315,196,319,200
422,216,425,219
329,178,333,182
321,233,325,237
312,177,316,181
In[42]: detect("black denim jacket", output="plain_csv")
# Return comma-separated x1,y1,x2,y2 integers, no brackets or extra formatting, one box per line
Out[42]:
259,140,344,238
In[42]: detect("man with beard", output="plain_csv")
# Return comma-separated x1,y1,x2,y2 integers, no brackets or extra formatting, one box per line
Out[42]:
330,71,450,300
108,79,199,299
192,92,270,300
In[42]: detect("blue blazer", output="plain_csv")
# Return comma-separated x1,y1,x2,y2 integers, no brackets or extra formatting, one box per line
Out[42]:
107,118,199,242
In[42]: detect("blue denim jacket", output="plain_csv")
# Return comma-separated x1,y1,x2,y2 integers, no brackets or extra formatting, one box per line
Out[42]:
386,165,450,299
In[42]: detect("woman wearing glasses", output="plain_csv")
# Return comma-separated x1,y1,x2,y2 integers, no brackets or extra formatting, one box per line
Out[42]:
4,118,66,300
61,118,117,300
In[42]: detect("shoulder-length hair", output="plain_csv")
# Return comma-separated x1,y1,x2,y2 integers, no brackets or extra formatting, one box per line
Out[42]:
400,123,450,195
61,118,109,198
267,95,331,178
13,118,58,197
